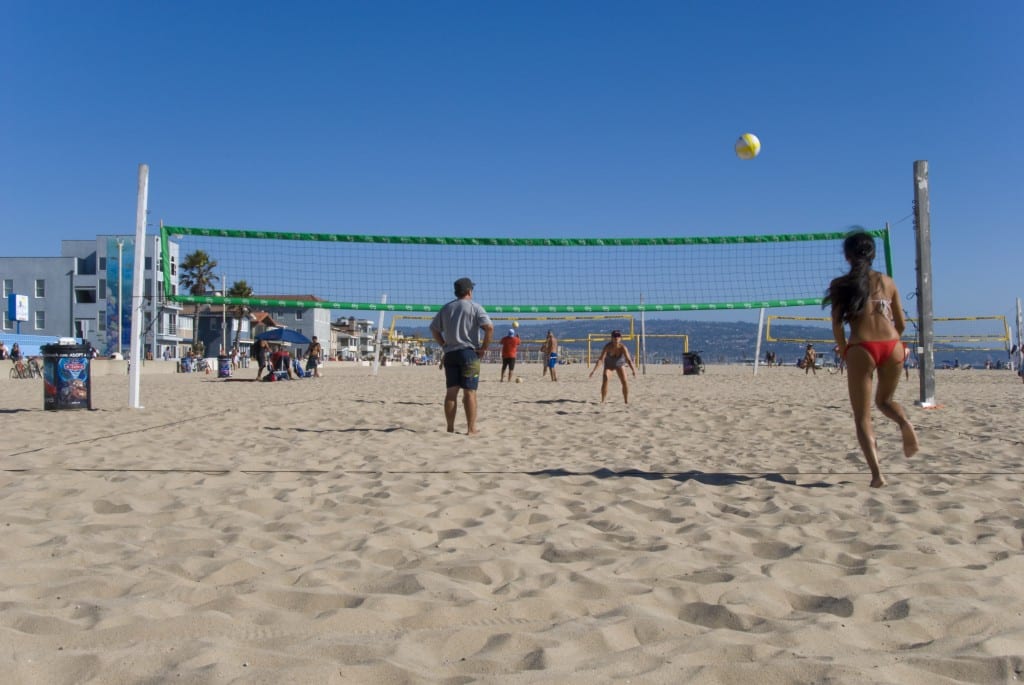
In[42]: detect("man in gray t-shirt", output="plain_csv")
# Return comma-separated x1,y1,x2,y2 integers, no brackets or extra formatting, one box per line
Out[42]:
430,277,494,434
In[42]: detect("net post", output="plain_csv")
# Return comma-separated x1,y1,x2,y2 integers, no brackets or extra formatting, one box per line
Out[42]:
372,294,387,376
912,160,937,407
753,308,766,375
639,295,646,376
1016,298,1023,372
882,222,894,277
128,163,148,409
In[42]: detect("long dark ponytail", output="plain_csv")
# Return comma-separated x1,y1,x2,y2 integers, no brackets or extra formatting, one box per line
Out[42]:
823,229,876,323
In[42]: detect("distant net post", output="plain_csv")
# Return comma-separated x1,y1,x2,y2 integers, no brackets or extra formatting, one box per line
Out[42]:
1017,298,1023,372
913,160,937,407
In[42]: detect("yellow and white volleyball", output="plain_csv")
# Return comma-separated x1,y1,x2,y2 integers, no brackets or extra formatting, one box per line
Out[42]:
734,133,761,160
512,321,519,328
514,377,523,383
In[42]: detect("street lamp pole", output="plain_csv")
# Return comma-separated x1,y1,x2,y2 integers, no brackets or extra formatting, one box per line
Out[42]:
116,238,125,357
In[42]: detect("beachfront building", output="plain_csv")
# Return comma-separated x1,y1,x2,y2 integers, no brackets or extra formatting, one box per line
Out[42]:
331,316,381,362
1,235,184,359
188,304,256,359
385,330,429,365
253,296,334,357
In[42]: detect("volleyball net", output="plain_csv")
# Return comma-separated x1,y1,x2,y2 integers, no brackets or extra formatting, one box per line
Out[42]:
160,225,893,313
766,315,1011,353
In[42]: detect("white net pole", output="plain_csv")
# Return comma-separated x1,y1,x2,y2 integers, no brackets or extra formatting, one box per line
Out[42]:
372,294,387,376
753,308,766,376
128,163,148,409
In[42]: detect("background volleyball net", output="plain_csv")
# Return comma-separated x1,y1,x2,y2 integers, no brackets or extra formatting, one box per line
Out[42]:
160,225,892,313
766,315,1011,356
388,313,638,365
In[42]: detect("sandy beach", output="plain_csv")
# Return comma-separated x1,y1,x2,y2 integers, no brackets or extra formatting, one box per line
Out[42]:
1,363,1022,684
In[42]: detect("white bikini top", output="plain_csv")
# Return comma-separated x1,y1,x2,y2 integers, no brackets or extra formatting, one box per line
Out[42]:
872,296,894,322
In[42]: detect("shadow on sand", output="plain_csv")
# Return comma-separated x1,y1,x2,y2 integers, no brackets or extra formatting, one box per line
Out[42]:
529,467,834,488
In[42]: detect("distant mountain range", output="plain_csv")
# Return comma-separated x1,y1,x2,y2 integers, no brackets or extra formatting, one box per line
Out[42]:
404,318,1013,367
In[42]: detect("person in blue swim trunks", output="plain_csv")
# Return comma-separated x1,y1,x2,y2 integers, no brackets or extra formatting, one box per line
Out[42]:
541,330,558,382
430,277,494,434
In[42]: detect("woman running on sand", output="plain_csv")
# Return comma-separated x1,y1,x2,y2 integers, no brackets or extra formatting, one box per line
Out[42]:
825,230,919,488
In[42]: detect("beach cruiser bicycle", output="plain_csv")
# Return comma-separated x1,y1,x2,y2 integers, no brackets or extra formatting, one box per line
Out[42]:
10,357,43,379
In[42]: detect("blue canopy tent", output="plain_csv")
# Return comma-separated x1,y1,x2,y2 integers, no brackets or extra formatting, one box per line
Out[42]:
255,327,311,345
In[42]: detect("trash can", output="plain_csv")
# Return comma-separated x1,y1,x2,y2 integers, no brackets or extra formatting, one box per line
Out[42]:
41,342,93,410
217,354,232,378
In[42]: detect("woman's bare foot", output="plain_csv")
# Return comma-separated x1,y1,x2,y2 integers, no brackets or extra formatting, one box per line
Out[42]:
870,476,887,488
900,422,919,457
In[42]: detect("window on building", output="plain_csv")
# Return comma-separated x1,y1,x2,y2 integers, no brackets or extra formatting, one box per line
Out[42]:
295,310,303,320
34,311,45,329
34,280,45,298
3,279,14,297
100,278,107,296
145,257,152,270
75,288,98,304
98,316,105,331
99,257,106,270
168,313,177,335
144,280,152,298
2,313,11,330
77,256,96,275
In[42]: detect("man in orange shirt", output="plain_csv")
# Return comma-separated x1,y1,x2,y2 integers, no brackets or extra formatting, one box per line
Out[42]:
499,329,521,382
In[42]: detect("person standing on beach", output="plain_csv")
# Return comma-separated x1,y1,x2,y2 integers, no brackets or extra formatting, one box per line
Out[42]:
825,229,919,488
832,344,846,375
255,339,270,379
499,328,520,382
541,330,558,381
589,330,636,403
306,336,322,378
803,344,817,374
430,277,494,434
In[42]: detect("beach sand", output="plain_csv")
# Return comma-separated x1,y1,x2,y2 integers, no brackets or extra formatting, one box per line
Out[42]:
1,363,1022,684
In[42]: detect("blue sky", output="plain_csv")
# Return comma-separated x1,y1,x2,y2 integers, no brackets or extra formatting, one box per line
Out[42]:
2,2,1021,328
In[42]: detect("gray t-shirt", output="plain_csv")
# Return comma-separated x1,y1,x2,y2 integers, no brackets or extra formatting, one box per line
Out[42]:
430,298,492,354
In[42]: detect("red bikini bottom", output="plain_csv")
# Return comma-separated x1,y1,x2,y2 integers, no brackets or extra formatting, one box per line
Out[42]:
846,339,902,366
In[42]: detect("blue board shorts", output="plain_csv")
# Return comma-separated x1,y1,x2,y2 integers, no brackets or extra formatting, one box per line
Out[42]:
547,352,558,369
444,348,481,390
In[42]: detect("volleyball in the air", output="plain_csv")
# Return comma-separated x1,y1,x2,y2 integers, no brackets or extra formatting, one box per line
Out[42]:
734,133,761,160
512,321,519,328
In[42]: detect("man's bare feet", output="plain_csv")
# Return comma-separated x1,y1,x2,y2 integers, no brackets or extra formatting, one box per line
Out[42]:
901,422,919,457
870,476,887,488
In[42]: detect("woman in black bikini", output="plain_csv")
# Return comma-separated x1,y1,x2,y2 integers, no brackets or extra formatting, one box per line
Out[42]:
589,330,636,404
825,230,919,488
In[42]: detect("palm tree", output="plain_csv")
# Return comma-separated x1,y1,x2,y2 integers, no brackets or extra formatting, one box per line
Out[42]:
179,250,219,354
226,280,254,349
